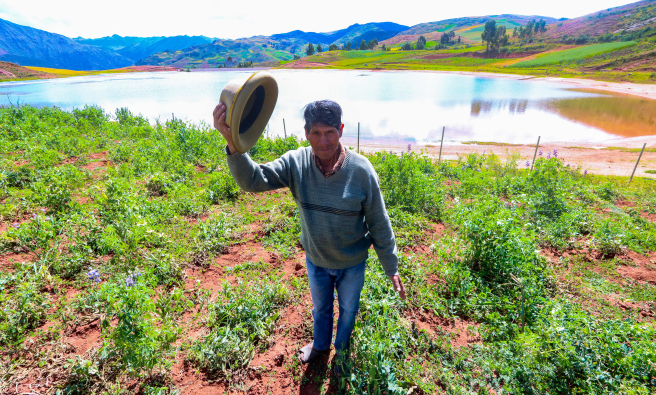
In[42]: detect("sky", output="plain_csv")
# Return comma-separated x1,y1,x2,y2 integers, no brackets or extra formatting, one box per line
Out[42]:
0,0,639,39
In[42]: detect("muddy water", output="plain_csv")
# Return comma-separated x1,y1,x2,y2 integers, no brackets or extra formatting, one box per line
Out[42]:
1,69,654,145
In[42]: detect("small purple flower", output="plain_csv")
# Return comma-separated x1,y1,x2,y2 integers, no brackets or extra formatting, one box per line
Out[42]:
40,208,46,212
538,149,543,156
125,269,142,287
553,149,558,158
12,223,19,228
407,144,411,152
32,214,37,220
382,155,386,162
584,170,588,176
525,161,530,168
87,269,101,283
547,152,551,159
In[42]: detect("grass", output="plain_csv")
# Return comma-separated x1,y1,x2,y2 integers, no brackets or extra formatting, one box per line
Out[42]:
512,41,638,67
0,105,655,394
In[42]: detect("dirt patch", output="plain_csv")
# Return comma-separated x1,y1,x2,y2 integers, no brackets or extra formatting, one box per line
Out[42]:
65,319,102,355
0,251,34,272
407,309,481,348
280,60,329,69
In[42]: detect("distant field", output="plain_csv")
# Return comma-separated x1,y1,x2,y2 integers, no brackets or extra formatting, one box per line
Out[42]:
512,41,637,67
26,66,123,77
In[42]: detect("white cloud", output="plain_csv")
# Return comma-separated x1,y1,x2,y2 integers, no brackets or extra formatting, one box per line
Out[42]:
0,0,638,39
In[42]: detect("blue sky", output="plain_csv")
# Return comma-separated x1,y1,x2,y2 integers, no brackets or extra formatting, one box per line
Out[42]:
0,0,639,39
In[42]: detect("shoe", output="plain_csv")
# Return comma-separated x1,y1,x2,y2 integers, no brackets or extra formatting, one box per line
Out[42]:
298,342,328,364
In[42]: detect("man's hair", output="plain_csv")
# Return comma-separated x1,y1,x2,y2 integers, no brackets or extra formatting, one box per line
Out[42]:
301,100,342,133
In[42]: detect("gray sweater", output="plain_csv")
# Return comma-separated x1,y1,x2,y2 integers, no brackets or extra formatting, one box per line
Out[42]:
226,146,399,276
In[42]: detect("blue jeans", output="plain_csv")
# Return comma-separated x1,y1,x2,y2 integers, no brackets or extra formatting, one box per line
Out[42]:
306,256,366,353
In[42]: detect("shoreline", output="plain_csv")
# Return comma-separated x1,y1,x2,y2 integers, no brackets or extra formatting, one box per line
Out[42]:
354,139,656,178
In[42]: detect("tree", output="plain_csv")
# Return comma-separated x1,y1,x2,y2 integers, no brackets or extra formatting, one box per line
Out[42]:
374,38,378,46
417,35,427,50
381,44,387,51
457,35,461,44
293,54,301,60
306,43,315,56
440,31,455,45
496,25,509,48
360,39,367,50
317,43,323,53
367,39,375,50
329,43,338,51
346,41,351,51
481,20,497,52
401,42,413,51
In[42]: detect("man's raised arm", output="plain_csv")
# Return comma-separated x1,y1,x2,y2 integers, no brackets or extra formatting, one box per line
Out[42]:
214,102,292,193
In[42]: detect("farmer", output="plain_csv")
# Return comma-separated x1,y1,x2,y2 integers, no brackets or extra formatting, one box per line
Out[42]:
212,100,405,375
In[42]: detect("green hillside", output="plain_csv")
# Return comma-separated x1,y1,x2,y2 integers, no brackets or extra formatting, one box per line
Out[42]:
512,41,638,67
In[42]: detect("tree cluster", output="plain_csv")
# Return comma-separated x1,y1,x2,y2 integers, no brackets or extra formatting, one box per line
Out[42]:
237,60,253,68
359,38,379,50
512,19,548,42
481,20,509,52
440,31,456,45
416,35,427,50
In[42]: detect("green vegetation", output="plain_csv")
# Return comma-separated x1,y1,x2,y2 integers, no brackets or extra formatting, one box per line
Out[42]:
513,41,638,67
1,105,655,393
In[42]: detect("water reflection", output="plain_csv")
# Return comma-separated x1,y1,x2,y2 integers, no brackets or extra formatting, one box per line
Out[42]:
1,70,654,145
470,99,528,116
537,90,656,137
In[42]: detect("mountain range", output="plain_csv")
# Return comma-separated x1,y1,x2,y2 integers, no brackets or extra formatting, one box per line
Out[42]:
0,18,132,70
2,1,655,71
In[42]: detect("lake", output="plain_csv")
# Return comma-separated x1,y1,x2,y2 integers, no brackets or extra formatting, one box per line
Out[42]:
2,69,655,146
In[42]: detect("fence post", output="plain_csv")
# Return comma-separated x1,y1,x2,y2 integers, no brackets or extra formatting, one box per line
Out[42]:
530,136,541,172
357,122,360,154
629,143,647,185
283,118,286,138
438,126,445,164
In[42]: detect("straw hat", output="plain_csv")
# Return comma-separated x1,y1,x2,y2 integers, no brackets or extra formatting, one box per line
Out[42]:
219,71,278,153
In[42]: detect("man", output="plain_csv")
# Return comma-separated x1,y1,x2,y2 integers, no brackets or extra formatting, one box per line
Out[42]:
212,100,405,375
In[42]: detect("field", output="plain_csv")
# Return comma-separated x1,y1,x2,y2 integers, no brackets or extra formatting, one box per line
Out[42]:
512,42,638,67
1,105,655,394
23,66,181,79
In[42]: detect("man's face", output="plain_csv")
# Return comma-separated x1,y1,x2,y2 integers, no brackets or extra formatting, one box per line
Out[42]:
306,123,344,160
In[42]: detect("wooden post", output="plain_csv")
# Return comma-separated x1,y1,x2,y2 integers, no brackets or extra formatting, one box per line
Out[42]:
357,122,360,154
629,143,647,185
283,118,286,138
530,136,541,172
172,113,175,121
438,126,445,164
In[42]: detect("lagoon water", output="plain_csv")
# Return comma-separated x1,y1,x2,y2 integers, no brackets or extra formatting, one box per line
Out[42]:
2,69,655,146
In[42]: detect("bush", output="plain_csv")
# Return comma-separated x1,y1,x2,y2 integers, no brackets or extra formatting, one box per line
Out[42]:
206,170,239,202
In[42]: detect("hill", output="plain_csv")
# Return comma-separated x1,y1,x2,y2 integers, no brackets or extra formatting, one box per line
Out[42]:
545,0,656,40
137,22,408,67
381,15,560,47
76,34,213,62
0,18,132,70
0,60,55,81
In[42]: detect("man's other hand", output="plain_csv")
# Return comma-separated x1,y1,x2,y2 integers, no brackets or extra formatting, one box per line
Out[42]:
213,103,237,155
388,275,406,300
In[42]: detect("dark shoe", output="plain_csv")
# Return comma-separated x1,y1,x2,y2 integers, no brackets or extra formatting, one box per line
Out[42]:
298,342,327,364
